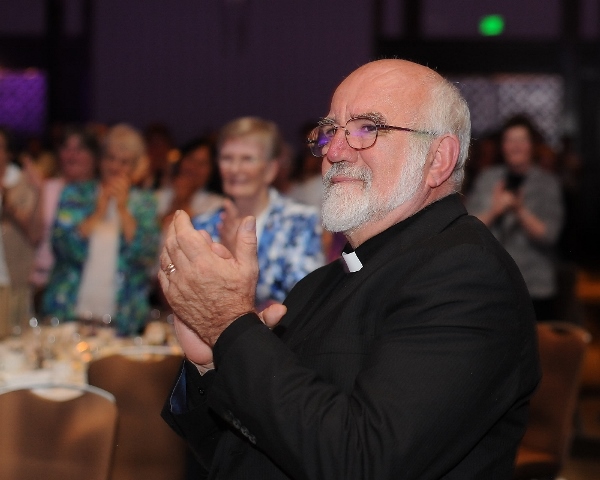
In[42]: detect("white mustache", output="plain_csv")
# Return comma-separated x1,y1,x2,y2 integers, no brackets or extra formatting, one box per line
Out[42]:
322,163,372,186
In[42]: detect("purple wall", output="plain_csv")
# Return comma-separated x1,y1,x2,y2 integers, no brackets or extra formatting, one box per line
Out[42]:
422,0,561,39
4,0,598,146
91,0,373,146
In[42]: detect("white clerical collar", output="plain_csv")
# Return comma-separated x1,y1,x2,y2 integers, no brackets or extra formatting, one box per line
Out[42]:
341,251,363,273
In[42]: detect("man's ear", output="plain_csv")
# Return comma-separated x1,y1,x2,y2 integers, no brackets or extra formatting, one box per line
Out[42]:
425,134,460,188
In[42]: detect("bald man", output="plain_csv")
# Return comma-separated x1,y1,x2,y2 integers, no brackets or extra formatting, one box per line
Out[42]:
160,59,540,479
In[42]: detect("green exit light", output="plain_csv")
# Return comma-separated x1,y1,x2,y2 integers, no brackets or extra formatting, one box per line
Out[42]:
479,14,505,36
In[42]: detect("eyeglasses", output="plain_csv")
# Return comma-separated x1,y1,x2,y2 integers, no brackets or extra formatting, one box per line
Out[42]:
306,117,436,158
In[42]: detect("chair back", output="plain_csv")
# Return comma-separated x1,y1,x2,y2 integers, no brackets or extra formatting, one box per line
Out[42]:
0,383,117,480
514,321,591,479
87,349,187,480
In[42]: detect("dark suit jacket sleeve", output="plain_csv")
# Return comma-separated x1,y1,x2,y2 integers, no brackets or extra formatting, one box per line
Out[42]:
161,360,223,472
206,242,539,480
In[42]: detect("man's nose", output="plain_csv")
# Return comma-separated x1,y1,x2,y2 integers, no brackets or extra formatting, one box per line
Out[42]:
325,128,354,163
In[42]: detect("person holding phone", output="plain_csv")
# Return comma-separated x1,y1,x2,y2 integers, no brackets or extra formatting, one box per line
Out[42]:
466,115,564,321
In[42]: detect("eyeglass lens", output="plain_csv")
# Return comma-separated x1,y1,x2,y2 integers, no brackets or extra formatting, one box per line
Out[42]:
308,118,379,157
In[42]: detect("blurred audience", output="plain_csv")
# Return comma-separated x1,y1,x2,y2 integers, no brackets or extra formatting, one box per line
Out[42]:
143,123,176,189
156,137,223,230
466,115,565,321
151,137,224,310
29,126,100,310
537,142,558,173
288,122,323,210
192,116,324,309
0,127,43,338
271,141,295,196
42,124,160,335
18,134,58,180
462,131,500,195
1,108,587,335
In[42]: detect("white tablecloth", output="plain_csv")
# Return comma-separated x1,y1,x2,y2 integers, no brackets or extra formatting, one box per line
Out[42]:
0,321,181,399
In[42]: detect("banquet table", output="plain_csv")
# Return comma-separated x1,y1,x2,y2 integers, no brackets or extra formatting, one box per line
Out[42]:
0,319,181,395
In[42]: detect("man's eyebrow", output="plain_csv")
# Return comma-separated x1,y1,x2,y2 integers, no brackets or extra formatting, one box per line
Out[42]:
318,117,336,126
319,112,388,126
350,112,386,124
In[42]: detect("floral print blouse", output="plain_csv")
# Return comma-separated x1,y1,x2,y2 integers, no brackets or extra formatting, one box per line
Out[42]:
42,180,160,335
192,189,324,307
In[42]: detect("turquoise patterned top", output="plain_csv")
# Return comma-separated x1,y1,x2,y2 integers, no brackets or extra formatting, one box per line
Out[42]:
42,180,160,335
192,189,324,308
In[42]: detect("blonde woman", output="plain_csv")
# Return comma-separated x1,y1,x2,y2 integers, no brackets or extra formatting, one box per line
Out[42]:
42,124,160,335
192,117,324,309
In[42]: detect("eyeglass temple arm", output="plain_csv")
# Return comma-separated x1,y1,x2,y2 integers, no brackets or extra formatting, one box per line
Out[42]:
383,125,437,136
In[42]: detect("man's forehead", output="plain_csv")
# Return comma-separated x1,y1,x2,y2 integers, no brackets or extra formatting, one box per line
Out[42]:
327,86,414,125
327,60,431,121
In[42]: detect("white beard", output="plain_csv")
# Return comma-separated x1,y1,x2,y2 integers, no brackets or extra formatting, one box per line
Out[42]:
321,164,374,233
321,147,426,234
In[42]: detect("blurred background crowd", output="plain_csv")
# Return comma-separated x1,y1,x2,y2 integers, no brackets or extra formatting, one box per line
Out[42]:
1,0,600,336
0,107,587,336
0,117,335,337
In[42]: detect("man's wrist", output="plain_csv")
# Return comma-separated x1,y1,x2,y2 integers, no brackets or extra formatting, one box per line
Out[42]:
206,310,255,347
191,361,215,376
